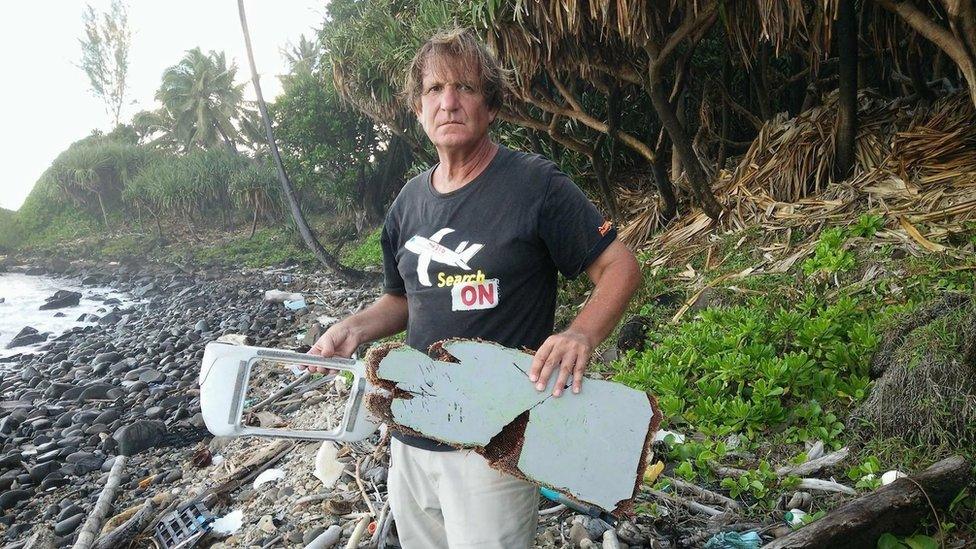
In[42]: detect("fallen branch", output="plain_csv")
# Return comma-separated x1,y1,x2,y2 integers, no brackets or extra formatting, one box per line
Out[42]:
643,487,723,516
345,516,371,549
764,455,970,549
369,501,391,548
708,461,749,478
73,455,128,549
795,478,857,495
776,448,849,477
248,372,311,413
663,476,742,512
93,500,156,549
355,456,378,517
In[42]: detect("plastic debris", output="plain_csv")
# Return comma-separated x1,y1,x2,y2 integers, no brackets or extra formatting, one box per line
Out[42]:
252,468,286,489
154,502,214,548
263,290,304,303
313,441,344,488
784,508,808,527
653,430,686,444
702,531,762,549
643,461,665,484
210,509,243,536
881,470,907,485
215,334,248,346
283,298,307,311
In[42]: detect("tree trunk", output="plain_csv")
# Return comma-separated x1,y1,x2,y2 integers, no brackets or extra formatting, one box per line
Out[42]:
834,0,859,181
670,90,685,180
877,0,976,108
589,142,619,223
647,65,722,220
764,455,970,549
96,192,110,229
652,139,677,224
908,46,936,102
717,48,731,171
215,122,239,157
238,0,370,283
249,198,259,238
750,43,774,121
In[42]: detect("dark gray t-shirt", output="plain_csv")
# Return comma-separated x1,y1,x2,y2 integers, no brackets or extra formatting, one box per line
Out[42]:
381,145,616,450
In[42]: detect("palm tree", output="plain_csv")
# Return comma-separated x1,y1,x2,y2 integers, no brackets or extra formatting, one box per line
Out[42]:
281,34,320,76
155,48,246,153
237,0,370,283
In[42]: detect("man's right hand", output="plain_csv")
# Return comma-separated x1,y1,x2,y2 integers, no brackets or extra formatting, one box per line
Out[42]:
305,322,361,374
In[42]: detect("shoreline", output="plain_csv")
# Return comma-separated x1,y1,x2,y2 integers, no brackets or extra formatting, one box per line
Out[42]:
0,256,383,546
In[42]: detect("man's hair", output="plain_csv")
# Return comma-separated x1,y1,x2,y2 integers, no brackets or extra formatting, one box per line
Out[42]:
404,28,509,113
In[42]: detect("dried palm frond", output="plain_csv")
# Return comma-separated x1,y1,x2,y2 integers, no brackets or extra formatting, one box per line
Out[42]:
621,92,976,265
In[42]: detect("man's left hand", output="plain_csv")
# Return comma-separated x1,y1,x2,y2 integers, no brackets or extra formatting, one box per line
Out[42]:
528,329,593,397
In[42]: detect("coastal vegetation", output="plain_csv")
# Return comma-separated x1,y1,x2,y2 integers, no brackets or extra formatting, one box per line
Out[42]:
3,1,976,544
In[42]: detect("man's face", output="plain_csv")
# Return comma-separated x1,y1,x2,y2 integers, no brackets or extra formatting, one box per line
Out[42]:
416,55,496,153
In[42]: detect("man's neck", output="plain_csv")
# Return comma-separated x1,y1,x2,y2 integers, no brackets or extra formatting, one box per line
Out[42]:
432,139,498,194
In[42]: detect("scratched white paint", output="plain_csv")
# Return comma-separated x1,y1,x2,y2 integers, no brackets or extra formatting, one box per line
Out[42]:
377,342,549,445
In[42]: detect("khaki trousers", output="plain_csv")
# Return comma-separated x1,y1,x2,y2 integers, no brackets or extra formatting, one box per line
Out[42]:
388,438,539,548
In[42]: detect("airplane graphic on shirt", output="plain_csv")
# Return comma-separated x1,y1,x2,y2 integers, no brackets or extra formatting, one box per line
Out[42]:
404,228,484,287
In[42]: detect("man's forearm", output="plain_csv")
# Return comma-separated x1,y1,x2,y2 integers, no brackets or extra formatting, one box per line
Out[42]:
570,248,641,348
345,293,409,345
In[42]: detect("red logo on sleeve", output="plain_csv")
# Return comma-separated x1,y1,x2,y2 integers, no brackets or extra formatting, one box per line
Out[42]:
598,220,613,237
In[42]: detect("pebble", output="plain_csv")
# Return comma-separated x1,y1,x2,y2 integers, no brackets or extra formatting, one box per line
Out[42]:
54,513,84,536
0,262,376,547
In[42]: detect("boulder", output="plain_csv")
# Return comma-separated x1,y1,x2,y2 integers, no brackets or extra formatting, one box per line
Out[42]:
6,326,47,349
39,290,82,310
113,420,166,456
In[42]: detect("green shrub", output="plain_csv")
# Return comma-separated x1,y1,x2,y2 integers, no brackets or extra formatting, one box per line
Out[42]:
613,294,878,446
802,227,855,276
342,228,383,269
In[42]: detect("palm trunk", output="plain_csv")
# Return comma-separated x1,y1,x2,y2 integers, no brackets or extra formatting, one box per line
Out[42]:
238,0,369,282
834,0,859,181
97,192,110,229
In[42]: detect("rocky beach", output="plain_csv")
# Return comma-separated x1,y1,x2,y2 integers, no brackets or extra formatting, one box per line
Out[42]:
0,259,657,548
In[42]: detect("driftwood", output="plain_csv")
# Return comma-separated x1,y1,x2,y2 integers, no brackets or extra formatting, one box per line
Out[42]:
72,455,128,549
200,440,294,505
345,516,371,549
93,500,156,549
643,487,723,516
795,478,856,495
763,455,970,549
776,448,849,477
663,476,742,512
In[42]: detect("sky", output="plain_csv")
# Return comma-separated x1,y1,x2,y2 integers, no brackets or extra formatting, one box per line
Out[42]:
0,0,325,211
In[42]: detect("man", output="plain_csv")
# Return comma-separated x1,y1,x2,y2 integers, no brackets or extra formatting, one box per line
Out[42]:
307,28,641,548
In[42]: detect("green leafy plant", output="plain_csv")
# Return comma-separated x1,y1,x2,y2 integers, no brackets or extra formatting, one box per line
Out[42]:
802,228,855,276
719,461,779,500
848,456,883,490
851,213,885,238
876,533,939,549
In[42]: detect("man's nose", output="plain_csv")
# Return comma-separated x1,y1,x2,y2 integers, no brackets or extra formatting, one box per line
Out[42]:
440,86,461,110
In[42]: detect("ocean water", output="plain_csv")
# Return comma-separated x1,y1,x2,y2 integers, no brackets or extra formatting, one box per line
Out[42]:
0,272,134,357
